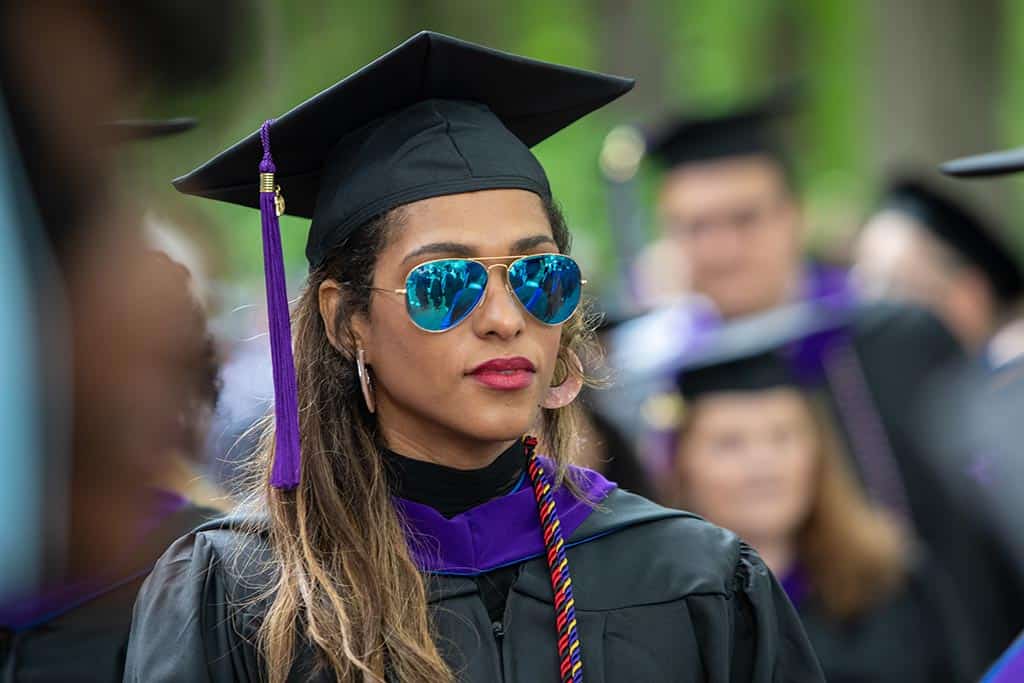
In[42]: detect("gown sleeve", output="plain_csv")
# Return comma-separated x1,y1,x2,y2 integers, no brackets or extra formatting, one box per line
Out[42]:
687,542,825,683
123,530,261,682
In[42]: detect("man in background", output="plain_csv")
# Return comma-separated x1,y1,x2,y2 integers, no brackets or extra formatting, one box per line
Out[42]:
856,177,1024,367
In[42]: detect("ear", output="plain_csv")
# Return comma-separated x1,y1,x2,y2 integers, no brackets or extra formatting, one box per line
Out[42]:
317,279,350,356
318,278,374,362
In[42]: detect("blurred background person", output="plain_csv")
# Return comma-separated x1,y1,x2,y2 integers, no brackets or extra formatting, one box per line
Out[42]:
925,145,1024,683
0,1,246,679
670,336,979,683
643,89,847,319
0,248,224,681
592,62,1024,674
856,177,1024,364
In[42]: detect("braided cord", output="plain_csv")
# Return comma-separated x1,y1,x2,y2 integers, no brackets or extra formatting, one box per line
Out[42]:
524,436,583,683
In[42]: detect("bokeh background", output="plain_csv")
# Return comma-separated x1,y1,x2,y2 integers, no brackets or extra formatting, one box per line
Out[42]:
130,0,1024,300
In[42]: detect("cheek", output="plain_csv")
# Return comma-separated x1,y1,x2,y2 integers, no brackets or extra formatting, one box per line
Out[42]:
761,223,799,269
535,326,564,385
678,447,745,505
369,308,459,398
787,442,819,497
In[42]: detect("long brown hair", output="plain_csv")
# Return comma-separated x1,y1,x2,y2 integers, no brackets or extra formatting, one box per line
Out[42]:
797,398,908,619
674,392,908,620
242,197,595,682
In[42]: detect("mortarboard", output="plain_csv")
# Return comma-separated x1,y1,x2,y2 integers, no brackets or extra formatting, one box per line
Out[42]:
644,84,800,170
675,341,796,401
173,31,634,488
941,147,1024,178
880,178,1024,303
102,117,198,142
671,303,849,402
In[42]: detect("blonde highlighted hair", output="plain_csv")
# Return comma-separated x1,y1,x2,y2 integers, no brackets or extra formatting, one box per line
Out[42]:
238,198,597,682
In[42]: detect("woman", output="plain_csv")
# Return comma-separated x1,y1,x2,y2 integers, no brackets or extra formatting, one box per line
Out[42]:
1,249,221,682
671,342,978,683
124,32,822,682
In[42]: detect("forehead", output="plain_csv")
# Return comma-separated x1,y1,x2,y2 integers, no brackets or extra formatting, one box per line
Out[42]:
692,388,808,427
387,188,553,256
659,156,787,212
858,212,939,269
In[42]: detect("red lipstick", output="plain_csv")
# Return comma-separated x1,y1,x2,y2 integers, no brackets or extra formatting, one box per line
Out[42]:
468,356,536,390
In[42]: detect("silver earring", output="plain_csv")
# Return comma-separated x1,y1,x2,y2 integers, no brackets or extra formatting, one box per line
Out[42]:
356,347,376,413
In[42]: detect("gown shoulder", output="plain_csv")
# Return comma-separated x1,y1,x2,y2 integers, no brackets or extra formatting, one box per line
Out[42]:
551,488,826,682
123,516,269,682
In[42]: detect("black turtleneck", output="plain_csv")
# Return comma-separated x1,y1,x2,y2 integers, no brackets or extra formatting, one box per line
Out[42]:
383,438,526,519
384,438,528,624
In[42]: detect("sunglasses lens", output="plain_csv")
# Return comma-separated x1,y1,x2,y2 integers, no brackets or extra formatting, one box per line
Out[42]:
508,254,582,325
404,259,488,331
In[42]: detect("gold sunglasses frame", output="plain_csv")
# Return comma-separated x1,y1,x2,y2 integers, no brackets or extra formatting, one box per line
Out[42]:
369,253,587,333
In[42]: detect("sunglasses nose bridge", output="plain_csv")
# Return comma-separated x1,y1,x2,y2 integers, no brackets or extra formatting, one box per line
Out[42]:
484,262,515,296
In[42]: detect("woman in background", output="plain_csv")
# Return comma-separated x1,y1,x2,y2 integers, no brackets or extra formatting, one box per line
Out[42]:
671,344,978,683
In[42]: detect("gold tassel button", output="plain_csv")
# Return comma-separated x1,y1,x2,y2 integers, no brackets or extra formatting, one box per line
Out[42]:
274,185,285,216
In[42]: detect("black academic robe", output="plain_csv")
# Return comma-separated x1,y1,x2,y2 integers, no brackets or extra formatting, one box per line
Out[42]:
0,502,215,683
123,488,824,682
837,303,1024,668
794,560,979,683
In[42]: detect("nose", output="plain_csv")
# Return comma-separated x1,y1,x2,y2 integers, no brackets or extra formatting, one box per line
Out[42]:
470,264,526,340
698,223,742,267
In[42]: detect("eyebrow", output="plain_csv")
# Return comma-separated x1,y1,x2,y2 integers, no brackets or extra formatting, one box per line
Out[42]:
511,234,559,253
401,241,476,265
401,234,558,265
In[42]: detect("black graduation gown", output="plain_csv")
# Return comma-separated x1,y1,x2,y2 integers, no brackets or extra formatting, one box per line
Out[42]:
0,502,215,683
123,488,824,682
793,560,979,683
837,303,1024,667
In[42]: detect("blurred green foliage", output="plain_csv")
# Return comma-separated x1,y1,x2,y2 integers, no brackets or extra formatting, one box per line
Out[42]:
130,0,1023,293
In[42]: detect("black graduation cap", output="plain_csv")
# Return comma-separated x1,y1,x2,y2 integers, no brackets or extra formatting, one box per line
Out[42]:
102,117,198,142
880,178,1024,303
644,84,800,169
172,31,634,489
676,348,794,400
941,147,1024,178
175,30,634,268
673,311,807,400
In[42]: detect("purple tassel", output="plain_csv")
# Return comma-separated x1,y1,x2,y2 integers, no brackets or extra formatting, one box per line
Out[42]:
259,120,302,489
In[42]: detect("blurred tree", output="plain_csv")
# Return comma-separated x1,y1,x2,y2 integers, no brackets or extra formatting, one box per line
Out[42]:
132,0,1024,290
867,0,1008,222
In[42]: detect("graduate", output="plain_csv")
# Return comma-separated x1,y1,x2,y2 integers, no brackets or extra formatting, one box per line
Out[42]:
600,90,1024,670
856,177,1024,363
123,32,823,683
0,250,221,680
669,329,979,683
940,147,1024,682
641,86,848,319
593,90,854,452
0,121,223,682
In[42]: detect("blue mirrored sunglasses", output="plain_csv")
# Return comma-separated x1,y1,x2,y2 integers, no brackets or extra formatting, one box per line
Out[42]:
373,253,585,332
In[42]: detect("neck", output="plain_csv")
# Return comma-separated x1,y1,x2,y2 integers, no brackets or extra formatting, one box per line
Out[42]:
381,424,517,471
384,438,528,518
746,535,797,577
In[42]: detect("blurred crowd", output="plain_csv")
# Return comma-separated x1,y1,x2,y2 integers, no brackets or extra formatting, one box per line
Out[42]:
2,2,1024,682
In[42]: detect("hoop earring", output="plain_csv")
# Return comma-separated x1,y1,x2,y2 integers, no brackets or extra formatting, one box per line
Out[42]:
356,347,376,413
540,349,583,409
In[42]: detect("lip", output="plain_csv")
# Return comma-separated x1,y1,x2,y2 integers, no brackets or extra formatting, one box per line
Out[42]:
468,356,536,391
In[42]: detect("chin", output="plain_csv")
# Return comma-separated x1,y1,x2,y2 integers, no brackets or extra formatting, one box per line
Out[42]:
453,402,537,442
